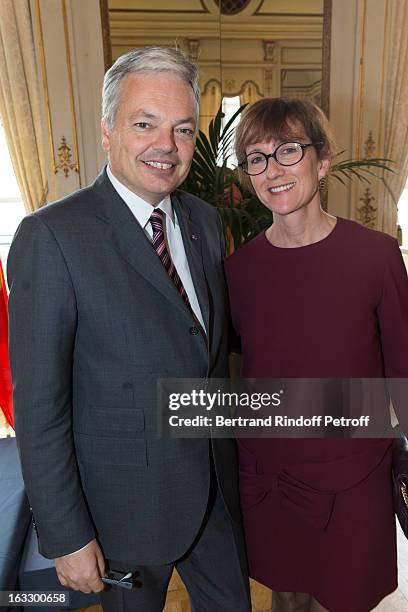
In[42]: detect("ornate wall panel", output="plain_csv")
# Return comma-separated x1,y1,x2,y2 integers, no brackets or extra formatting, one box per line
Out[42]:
329,0,389,225
33,0,106,200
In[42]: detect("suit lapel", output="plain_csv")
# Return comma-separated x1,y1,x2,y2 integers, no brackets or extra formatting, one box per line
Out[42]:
172,192,210,335
92,170,195,322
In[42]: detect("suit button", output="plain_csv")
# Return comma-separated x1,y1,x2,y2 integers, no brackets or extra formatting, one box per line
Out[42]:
189,326,199,335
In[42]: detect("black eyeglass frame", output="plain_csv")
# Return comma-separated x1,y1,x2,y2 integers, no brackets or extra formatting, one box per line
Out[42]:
238,141,324,176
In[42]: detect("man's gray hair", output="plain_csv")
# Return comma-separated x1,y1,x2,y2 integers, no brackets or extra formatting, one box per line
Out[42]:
102,46,200,129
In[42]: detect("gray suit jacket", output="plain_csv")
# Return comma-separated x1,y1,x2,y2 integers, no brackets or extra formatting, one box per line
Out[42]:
7,169,241,564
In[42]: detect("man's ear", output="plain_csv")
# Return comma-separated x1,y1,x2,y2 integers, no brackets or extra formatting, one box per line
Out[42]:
101,119,110,153
318,157,331,180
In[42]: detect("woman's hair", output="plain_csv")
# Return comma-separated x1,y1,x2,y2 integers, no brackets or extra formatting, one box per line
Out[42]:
102,46,200,129
235,97,335,188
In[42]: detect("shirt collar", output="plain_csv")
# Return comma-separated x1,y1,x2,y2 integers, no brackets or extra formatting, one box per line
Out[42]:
106,164,175,229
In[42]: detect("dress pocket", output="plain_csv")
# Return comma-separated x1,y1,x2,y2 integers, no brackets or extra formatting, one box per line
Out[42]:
238,442,269,510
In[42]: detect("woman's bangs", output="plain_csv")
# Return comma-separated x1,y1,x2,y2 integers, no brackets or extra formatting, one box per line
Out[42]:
246,107,303,148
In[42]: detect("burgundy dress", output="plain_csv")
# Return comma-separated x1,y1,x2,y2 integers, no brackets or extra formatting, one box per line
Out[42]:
225,217,408,612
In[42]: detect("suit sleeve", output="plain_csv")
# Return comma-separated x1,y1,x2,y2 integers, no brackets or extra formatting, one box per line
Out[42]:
7,214,96,558
377,238,408,435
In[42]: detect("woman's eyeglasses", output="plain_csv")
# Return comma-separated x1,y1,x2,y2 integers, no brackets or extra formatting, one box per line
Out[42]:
239,141,323,176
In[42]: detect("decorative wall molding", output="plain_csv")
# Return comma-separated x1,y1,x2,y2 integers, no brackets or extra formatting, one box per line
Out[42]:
329,0,388,226
254,0,322,18
202,77,262,99
202,78,222,95
56,136,79,177
264,68,274,96
356,0,368,160
356,187,377,228
33,0,106,200
108,1,324,47
263,40,277,62
364,130,376,158
108,0,210,15
61,0,81,180
224,78,237,93
321,0,332,117
100,0,113,70
187,39,200,61
34,0,80,184
35,0,56,193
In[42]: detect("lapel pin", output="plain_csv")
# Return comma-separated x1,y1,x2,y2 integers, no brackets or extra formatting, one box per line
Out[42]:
191,233,199,241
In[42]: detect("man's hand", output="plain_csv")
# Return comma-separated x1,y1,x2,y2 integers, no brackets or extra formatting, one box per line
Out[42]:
55,538,106,593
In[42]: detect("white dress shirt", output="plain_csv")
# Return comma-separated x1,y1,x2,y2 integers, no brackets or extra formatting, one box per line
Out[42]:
106,165,205,331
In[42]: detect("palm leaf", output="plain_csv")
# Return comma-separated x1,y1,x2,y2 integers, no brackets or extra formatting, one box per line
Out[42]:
220,104,247,139
208,107,223,154
196,129,215,161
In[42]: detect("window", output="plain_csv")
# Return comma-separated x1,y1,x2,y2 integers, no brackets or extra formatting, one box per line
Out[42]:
398,181,408,247
0,122,26,271
397,180,408,270
221,95,241,168
215,0,251,15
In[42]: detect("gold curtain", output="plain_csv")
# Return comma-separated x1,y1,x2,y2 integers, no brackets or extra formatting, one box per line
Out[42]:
239,81,262,107
377,0,408,236
199,80,222,137
0,0,48,213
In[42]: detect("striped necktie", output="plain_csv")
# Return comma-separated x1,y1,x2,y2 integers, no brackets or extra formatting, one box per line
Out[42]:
149,208,192,311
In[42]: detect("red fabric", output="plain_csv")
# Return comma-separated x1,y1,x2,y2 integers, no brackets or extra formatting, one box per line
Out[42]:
0,261,13,428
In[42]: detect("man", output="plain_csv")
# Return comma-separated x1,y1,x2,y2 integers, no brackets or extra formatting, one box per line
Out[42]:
7,47,250,611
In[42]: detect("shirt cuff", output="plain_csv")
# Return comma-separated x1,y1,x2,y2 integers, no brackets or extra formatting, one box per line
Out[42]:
64,539,93,556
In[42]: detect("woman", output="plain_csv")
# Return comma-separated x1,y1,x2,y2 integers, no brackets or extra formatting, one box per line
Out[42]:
225,98,408,612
